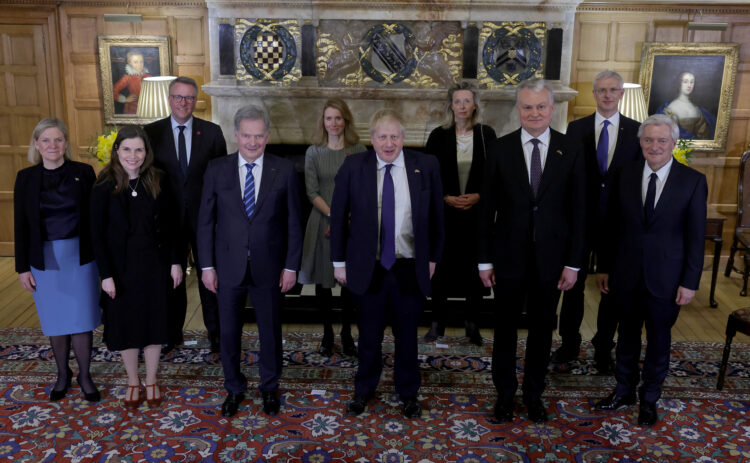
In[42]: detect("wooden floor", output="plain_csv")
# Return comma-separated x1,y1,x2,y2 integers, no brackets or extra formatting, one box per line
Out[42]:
0,256,744,343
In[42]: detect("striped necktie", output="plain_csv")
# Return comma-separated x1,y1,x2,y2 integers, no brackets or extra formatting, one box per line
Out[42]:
244,163,256,219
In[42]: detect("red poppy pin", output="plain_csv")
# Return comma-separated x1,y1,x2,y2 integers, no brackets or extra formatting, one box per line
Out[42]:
196,131,201,136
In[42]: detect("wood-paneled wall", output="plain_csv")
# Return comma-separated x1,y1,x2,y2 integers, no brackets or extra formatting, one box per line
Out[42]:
0,1,212,255
570,3,750,252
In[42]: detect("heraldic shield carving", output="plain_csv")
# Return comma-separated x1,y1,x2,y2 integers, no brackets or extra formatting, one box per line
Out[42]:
237,19,300,83
359,23,417,85
479,22,546,88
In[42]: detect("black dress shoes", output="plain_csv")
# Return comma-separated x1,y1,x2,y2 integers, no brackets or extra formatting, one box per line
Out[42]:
162,344,176,355
341,333,358,357
423,322,444,343
638,401,658,426
493,398,514,423
77,375,101,403
346,394,372,416
261,390,281,415
550,343,580,364
525,397,548,423
402,397,421,419
221,392,245,417
594,391,637,411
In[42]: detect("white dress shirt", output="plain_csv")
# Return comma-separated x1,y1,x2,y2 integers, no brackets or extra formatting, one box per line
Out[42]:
642,157,673,207
238,153,264,203
170,116,193,164
376,151,414,259
594,111,620,170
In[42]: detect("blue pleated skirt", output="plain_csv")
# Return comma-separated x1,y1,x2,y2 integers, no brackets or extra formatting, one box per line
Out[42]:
30,237,101,336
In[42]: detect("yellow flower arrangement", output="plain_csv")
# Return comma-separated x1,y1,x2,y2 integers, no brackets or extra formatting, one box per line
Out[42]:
672,138,694,166
88,128,118,166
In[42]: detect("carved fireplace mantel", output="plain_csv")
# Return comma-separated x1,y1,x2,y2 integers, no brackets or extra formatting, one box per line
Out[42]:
203,0,582,150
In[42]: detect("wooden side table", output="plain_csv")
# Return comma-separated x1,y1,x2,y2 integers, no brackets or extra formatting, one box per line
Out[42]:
706,206,725,308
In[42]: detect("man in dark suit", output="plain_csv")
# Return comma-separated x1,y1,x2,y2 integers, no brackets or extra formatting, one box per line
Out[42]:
144,76,227,353
594,114,706,426
330,108,445,418
478,78,586,423
197,104,302,417
552,70,642,373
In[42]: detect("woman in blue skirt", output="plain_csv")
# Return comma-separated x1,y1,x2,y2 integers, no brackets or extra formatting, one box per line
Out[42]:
14,118,102,402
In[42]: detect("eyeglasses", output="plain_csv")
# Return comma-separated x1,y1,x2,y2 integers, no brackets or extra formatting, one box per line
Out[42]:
170,95,197,103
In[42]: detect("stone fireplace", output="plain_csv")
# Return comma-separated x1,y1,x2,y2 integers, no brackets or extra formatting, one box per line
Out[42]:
203,0,582,152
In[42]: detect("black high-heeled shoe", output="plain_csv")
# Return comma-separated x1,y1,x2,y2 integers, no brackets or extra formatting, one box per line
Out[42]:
341,332,358,357
77,375,101,402
319,333,334,357
50,368,73,402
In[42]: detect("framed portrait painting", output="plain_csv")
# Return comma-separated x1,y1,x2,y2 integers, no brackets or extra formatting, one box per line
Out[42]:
98,35,171,125
639,42,739,152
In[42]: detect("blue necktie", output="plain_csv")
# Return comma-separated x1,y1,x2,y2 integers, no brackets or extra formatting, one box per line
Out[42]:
644,172,657,222
597,120,610,176
244,163,256,219
529,139,542,197
380,164,396,270
178,125,188,179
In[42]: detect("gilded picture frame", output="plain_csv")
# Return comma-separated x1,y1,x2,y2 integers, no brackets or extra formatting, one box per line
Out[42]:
639,42,739,152
98,35,171,125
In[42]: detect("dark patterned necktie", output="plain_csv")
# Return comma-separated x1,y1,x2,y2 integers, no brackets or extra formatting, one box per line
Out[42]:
529,138,542,197
644,172,657,222
380,164,396,270
178,125,188,178
597,120,610,176
244,163,256,219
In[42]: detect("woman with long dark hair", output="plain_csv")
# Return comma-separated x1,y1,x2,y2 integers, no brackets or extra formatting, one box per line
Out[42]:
90,125,182,409
14,118,101,402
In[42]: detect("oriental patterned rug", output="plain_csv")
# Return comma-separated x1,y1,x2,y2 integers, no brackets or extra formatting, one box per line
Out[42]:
0,328,748,462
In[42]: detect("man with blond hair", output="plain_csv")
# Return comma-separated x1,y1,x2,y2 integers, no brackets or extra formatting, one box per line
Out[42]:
330,108,445,418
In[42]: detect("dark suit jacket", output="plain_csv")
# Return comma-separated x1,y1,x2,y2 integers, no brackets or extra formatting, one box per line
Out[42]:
144,116,227,235
566,113,641,241
14,161,96,272
197,152,303,289
89,176,182,282
477,128,586,282
329,149,445,296
598,158,707,299
426,124,496,198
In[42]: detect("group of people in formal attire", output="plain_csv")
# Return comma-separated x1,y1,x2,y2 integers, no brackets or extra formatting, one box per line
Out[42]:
15,70,706,427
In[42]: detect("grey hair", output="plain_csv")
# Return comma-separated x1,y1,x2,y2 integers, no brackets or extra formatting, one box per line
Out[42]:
637,114,680,142
369,108,405,137
234,104,270,132
515,78,554,106
593,70,624,89
27,117,73,164
169,76,198,94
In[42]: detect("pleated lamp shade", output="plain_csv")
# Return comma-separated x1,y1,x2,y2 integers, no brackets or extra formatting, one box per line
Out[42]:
618,83,648,122
136,76,176,119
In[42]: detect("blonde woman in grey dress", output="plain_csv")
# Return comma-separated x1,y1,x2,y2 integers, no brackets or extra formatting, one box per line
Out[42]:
299,99,366,356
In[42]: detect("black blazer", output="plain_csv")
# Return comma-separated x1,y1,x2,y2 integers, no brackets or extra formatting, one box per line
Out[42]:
425,123,496,197
197,152,303,289
566,113,641,240
330,149,445,296
144,116,228,235
478,128,587,282
89,176,182,282
598,158,707,299
14,161,96,273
